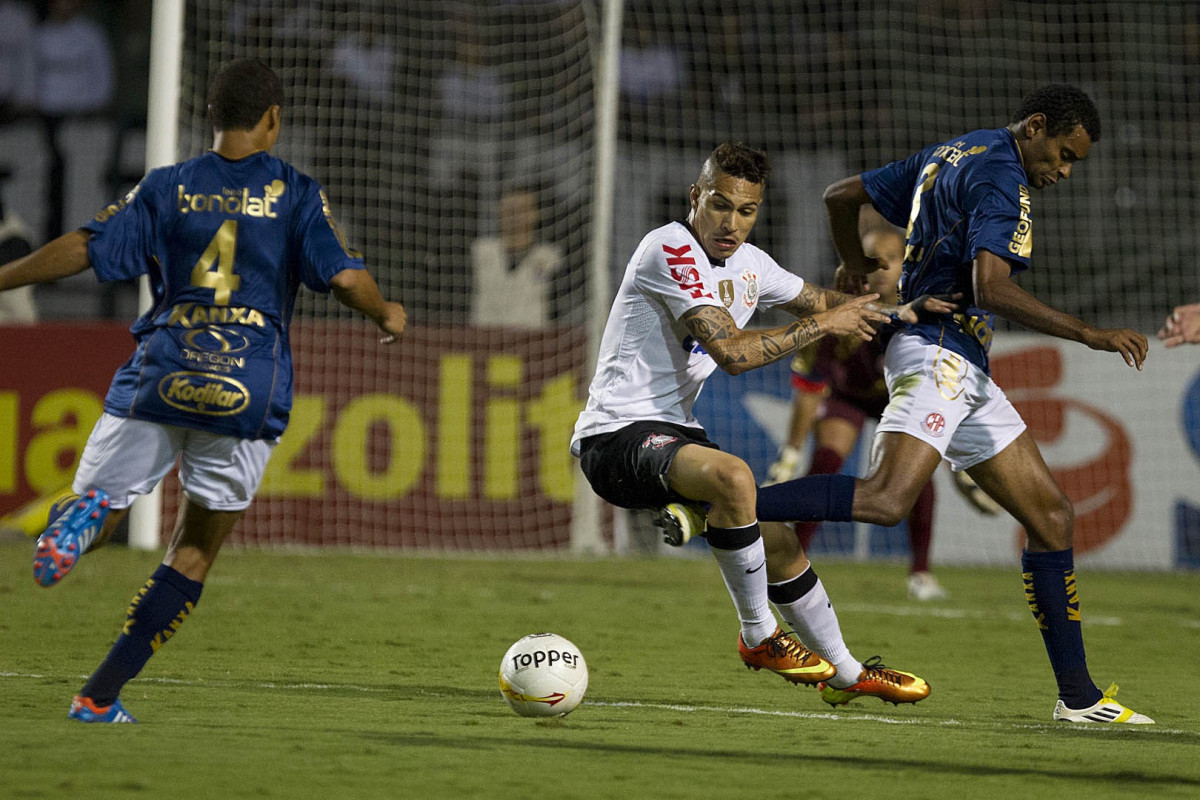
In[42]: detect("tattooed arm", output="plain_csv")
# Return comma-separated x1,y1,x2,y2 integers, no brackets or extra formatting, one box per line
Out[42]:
681,292,889,376
780,281,960,326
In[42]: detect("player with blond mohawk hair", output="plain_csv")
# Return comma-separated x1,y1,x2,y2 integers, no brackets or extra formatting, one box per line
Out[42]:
574,142,954,705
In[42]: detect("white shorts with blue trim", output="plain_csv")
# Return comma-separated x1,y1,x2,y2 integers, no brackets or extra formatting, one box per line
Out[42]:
875,333,1026,472
73,413,276,511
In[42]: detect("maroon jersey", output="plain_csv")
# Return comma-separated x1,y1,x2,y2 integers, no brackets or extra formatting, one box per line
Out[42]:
789,333,890,419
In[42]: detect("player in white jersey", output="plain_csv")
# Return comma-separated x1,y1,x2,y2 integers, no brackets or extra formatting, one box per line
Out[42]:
572,143,952,704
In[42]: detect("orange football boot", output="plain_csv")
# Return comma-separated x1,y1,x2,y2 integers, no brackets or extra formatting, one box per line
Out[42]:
738,627,836,685
817,656,930,706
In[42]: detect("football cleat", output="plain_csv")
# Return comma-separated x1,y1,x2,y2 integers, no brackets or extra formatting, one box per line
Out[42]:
1053,683,1154,724
907,571,949,601
69,695,137,724
818,656,931,706
653,501,706,546
738,626,836,685
33,489,111,588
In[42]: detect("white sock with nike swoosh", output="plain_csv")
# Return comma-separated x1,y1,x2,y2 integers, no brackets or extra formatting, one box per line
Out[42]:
706,522,775,647
770,568,862,688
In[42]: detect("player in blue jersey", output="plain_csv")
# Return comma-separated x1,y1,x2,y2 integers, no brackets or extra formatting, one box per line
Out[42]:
756,85,1154,723
0,59,406,723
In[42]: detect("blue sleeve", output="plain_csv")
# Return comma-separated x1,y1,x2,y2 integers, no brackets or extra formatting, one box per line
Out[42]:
294,181,365,293
861,149,928,229
965,162,1032,273
83,170,165,282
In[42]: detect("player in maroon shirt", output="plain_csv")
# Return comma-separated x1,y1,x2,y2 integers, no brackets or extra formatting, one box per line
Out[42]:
764,216,998,600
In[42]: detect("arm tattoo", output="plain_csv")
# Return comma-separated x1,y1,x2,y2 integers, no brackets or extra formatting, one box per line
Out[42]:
682,306,822,372
781,282,855,317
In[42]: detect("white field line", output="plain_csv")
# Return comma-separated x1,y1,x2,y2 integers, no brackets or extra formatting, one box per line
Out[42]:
836,603,1125,627
0,671,1190,736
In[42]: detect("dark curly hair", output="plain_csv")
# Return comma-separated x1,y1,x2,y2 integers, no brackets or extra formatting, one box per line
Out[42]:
1013,84,1101,142
207,58,285,132
698,142,772,187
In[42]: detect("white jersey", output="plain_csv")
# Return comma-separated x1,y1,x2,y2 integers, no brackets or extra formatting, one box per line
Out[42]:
571,221,805,453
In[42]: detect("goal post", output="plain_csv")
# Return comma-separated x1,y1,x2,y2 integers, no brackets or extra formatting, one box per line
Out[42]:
128,0,185,551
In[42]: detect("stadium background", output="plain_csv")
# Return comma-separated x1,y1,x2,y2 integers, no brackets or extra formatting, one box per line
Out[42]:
2,1,1199,569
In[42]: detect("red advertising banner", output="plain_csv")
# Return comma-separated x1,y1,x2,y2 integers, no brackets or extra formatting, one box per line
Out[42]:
0,322,587,551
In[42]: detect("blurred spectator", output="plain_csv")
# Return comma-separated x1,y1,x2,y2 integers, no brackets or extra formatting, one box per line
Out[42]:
35,0,115,242
618,5,686,142
35,0,114,117
0,0,38,123
0,184,38,322
326,1,396,109
327,7,397,109
470,185,563,328
431,10,508,190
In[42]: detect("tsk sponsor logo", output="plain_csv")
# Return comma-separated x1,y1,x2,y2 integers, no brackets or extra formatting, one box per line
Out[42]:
158,372,251,416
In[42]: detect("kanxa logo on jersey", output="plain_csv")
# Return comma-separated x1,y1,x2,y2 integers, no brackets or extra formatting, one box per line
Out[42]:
167,303,267,328
663,243,713,300
176,179,286,218
158,372,250,416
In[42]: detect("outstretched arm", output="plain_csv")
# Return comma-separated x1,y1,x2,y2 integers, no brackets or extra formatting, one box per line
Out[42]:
330,267,407,344
780,280,958,327
973,249,1147,369
0,230,92,291
682,289,889,376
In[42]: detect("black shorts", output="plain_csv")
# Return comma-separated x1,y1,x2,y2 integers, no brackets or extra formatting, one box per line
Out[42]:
577,420,719,510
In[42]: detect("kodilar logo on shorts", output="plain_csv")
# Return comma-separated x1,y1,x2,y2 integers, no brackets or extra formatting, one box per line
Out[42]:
158,371,251,416
922,412,946,437
642,434,678,450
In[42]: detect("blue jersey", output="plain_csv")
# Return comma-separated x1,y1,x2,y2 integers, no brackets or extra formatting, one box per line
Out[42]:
861,127,1032,373
84,150,364,439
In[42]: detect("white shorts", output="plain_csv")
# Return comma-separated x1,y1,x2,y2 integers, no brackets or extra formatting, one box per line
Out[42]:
876,334,1026,472
73,413,276,511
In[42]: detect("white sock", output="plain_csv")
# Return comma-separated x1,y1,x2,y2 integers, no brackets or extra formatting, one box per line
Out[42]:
707,524,776,647
770,568,863,688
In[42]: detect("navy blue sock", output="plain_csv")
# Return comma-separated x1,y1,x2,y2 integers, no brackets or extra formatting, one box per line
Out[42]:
756,474,855,523
1021,549,1101,708
80,564,204,705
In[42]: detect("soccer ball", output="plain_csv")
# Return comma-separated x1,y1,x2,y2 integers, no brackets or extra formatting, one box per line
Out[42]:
498,633,588,718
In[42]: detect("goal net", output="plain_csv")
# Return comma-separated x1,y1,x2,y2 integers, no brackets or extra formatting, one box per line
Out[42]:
174,1,596,550
162,2,1199,567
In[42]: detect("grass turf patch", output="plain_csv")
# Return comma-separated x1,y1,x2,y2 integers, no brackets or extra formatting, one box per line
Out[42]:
1,542,1198,799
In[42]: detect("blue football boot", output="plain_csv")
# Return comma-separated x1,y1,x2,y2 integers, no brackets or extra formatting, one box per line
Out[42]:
33,489,111,587
69,695,137,724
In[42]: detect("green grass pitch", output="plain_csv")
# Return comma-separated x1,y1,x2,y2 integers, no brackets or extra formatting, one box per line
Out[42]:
2,540,1198,800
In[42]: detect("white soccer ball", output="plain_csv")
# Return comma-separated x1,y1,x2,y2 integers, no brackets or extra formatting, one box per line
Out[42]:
498,633,588,718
